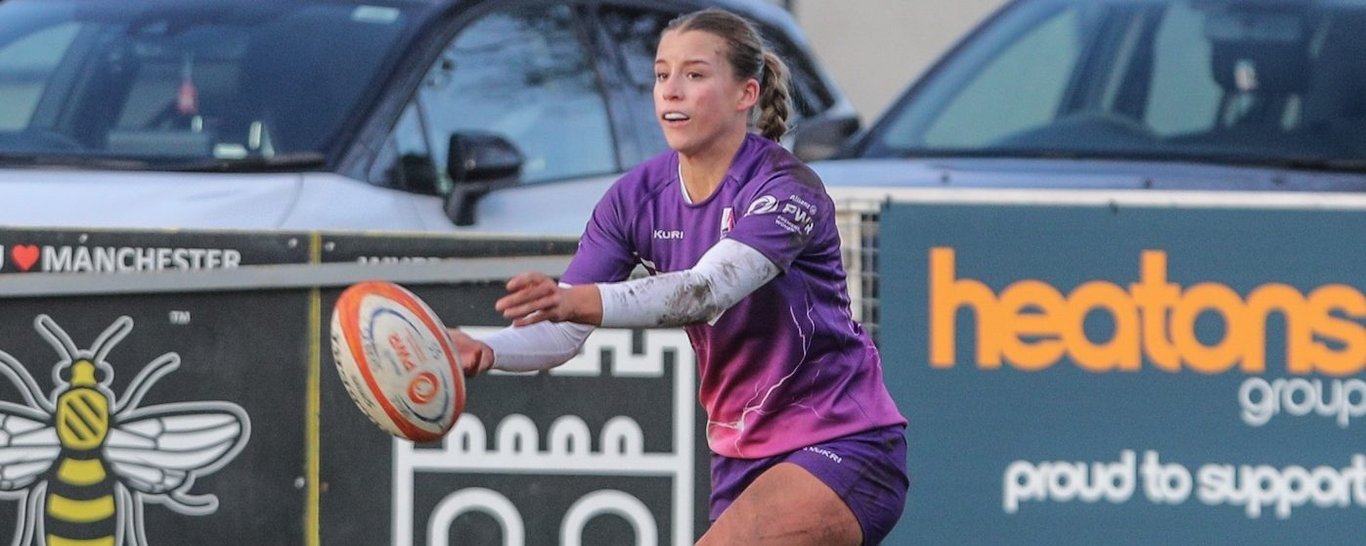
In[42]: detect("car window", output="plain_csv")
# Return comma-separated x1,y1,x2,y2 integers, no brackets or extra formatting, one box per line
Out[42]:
594,5,672,163
1144,2,1221,136
864,0,1366,165
0,23,77,131
368,102,437,193
914,7,1080,149
415,4,616,185
0,1,414,162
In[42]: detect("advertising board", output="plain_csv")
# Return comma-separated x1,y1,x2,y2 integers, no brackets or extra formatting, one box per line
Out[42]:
876,194,1366,544
0,229,706,545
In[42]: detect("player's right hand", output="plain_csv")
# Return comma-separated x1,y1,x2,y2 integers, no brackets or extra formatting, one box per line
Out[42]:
447,328,494,377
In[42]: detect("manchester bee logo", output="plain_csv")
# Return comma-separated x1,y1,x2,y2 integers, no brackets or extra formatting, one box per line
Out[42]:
0,315,250,546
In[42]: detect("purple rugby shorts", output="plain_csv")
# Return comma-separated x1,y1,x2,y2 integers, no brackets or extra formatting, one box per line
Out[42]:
709,424,909,545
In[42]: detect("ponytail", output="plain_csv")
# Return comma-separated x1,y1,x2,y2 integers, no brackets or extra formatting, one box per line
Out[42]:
756,51,792,142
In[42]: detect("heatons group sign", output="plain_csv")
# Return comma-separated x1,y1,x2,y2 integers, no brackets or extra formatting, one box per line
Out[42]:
928,247,1364,375
876,202,1366,545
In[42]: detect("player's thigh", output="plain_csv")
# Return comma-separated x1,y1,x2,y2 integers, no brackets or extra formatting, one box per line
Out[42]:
698,462,861,546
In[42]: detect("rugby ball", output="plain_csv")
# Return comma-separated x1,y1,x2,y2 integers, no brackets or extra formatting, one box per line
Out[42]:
330,281,465,442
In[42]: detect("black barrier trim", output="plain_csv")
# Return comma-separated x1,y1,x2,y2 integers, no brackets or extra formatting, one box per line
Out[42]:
0,256,573,297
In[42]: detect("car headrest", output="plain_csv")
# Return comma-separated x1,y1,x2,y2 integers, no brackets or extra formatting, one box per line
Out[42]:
1210,40,1310,95
1205,8,1311,95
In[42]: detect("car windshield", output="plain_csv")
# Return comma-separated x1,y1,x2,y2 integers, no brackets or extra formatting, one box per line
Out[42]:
862,0,1366,168
0,0,421,167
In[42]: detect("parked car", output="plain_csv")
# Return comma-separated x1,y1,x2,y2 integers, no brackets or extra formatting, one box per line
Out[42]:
0,0,857,233
813,0,1366,194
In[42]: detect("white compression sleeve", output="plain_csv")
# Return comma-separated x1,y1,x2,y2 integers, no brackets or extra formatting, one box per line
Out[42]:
597,238,780,328
479,320,595,372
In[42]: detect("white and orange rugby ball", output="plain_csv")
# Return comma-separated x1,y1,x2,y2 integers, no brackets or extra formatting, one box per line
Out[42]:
330,281,465,442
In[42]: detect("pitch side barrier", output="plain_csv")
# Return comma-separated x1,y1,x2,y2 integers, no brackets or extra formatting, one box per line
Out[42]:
835,188,1366,546
0,228,707,546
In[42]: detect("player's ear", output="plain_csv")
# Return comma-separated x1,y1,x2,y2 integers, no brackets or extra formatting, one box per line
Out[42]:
736,78,759,112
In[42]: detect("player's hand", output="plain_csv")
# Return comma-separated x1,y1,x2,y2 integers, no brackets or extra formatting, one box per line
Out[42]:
495,273,602,327
447,327,493,377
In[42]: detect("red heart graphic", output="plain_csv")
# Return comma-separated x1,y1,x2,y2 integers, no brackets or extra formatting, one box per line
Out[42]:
11,244,38,272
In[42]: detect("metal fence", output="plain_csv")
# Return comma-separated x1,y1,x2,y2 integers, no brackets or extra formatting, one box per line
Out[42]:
834,198,884,340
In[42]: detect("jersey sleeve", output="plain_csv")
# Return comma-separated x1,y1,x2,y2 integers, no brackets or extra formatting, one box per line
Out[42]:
560,180,639,285
723,167,828,271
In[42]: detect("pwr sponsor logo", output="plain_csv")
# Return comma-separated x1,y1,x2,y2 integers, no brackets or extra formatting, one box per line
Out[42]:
0,243,242,273
745,194,817,235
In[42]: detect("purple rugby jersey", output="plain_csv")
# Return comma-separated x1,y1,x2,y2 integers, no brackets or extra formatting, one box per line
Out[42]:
561,133,906,458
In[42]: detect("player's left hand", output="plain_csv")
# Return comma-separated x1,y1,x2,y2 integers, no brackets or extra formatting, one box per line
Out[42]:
495,272,601,327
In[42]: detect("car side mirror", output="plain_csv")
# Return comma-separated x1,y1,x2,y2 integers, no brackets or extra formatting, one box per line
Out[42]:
443,131,523,227
792,115,860,161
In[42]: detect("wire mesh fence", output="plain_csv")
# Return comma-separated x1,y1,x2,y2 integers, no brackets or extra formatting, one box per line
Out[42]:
834,198,882,341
